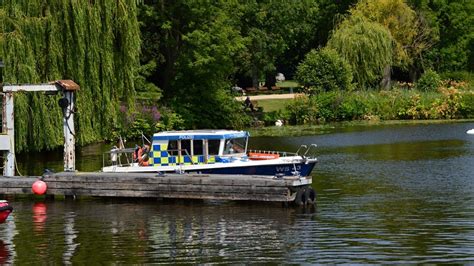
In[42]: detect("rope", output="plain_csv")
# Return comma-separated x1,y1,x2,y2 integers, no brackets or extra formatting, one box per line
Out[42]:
14,153,23,176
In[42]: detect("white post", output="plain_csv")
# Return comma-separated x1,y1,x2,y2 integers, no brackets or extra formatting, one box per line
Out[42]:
3,93,15,176
63,91,75,171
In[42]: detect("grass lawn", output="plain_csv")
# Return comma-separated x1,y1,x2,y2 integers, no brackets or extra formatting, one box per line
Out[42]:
276,80,300,88
254,98,288,112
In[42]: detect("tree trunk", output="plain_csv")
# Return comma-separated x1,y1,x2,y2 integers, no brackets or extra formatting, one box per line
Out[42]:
380,65,391,89
251,67,259,88
265,72,276,87
408,65,418,82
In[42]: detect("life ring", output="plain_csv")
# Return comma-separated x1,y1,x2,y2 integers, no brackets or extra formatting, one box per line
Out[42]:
133,147,143,162
248,152,280,160
138,145,150,166
139,153,149,166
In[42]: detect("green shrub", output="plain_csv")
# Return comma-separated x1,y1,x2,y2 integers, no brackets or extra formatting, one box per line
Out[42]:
313,91,342,121
286,96,319,124
340,92,367,120
155,108,186,131
261,110,289,126
416,69,442,91
113,103,162,140
295,48,353,94
440,71,473,83
459,91,474,118
283,87,474,125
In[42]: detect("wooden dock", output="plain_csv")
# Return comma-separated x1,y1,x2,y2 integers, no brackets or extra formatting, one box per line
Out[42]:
0,172,314,203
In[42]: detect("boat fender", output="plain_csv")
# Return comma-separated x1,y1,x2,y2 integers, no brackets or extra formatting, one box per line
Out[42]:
110,146,118,164
294,188,306,206
305,188,316,205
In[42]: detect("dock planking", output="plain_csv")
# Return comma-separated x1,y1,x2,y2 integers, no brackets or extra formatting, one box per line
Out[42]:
0,172,312,202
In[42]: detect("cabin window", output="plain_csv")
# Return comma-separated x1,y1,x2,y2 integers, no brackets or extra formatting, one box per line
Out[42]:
168,140,178,156
208,139,220,155
181,139,192,156
224,137,246,155
193,140,204,155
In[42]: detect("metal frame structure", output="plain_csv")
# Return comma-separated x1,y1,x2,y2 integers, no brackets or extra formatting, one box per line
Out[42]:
1,80,79,176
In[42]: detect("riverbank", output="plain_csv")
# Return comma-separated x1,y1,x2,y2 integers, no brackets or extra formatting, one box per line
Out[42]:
248,119,474,137
250,84,473,127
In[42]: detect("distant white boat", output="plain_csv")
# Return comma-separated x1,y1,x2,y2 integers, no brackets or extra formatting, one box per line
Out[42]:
467,129,474,134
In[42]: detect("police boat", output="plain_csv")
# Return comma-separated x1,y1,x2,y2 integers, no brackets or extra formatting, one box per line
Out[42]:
102,130,317,176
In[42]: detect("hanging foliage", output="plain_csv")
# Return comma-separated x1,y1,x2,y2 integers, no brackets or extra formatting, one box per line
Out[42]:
0,0,141,152
328,15,393,88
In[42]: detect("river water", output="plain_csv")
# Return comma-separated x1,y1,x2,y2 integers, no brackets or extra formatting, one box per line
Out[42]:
1,121,473,264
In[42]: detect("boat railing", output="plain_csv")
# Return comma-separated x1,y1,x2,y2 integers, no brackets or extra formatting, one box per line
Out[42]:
248,144,317,159
103,147,200,168
103,147,136,167
295,145,307,156
302,144,318,159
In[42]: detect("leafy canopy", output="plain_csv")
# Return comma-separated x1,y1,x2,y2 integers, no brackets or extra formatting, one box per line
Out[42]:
296,48,353,94
351,0,432,69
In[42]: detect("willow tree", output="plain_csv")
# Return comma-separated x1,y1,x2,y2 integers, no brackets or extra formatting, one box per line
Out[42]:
0,0,140,152
327,15,393,88
350,0,434,84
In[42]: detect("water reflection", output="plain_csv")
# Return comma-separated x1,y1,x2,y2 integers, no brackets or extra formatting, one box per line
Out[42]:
0,214,16,264
33,202,47,233
63,212,78,265
0,240,9,264
0,200,306,264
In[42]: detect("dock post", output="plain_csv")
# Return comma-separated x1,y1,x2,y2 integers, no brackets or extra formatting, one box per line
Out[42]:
2,92,15,176
62,90,75,172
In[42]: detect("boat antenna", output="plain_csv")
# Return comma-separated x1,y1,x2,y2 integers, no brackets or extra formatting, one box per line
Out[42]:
119,136,125,149
141,132,151,145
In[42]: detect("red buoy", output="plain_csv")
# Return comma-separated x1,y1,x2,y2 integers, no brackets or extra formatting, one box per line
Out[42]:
32,180,47,195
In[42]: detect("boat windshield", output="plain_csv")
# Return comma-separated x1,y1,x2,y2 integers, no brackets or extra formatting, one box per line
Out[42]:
223,137,247,155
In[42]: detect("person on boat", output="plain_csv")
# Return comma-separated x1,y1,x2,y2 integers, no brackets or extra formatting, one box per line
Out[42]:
225,140,244,154
133,145,150,166
139,145,150,166
133,145,142,163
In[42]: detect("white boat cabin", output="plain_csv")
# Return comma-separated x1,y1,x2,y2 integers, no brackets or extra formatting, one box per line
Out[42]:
148,130,249,166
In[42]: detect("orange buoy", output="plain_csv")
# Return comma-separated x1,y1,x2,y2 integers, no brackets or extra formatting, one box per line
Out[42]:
248,153,280,160
32,180,47,195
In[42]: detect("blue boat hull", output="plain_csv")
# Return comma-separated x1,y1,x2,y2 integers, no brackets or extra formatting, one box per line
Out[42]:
194,161,317,176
